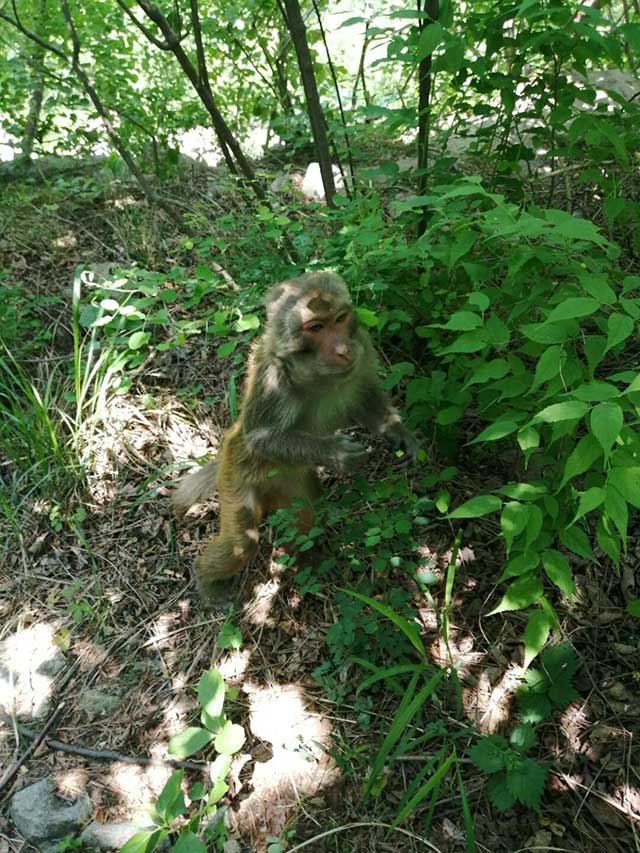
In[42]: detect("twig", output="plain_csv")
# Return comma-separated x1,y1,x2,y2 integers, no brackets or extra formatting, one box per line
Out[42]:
17,728,209,774
0,701,67,795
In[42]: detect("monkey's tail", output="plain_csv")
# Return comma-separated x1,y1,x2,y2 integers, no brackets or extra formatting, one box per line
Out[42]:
172,459,218,515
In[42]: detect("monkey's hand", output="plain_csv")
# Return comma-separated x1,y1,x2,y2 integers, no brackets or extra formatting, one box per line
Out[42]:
329,435,369,474
388,427,421,464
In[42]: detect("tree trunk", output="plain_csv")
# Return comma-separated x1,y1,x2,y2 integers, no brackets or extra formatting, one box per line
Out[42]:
19,0,47,162
417,0,439,236
282,0,336,206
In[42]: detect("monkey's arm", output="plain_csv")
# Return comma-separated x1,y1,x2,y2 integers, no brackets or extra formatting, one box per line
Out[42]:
242,390,366,472
352,383,420,461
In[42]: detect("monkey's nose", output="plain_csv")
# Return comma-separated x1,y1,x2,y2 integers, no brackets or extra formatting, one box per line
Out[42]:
334,347,354,367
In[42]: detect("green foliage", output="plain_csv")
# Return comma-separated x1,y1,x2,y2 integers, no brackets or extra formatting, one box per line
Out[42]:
517,642,579,724
469,724,547,812
122,667,243,852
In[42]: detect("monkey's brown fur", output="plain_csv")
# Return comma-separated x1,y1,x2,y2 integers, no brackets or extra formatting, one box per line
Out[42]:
173,271,418,604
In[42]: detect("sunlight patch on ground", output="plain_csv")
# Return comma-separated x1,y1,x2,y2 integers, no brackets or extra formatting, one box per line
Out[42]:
217,649,250,683
559,703,589,754
244,578,281,627
229,682,339,848
108,759,172,814
0,622,66,720
428,629,485,677
463,662,524,733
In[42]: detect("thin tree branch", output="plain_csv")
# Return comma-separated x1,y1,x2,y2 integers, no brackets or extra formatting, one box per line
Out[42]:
113,0,170,50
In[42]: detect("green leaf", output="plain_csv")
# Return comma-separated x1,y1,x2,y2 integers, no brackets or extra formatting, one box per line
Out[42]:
571,486,605,525
173,832,207,853
499,552,540,582
469,420,519,444
578,272,616,305
506,758,547,810
217,340,237,359
523,610,551,669
517,426,540,452
542,642,578,682
518,688,551,725
486,774,516,811
468,291,490,311
448,495,501,519
155,770,186,822
217,622,243,650
437,310,482,331
534,401,588,424
608,467,640,508
364,670,444,799
355,307,378,327
606,312,634,352
509,723,536,753
214,720,246,755
391,748,456,828
438,330,487,354
198,669,225,721
605,485,628,542
542,550,575,596
489,573,543,615
416,21,444,59
559,525,593,559
590,402,623,459
597,516,620,568
341,589,424,657
464,358,510,388
120,832,156,853
626,599,640,618
468,735,508,774
532,345,564,389
168,727,214,758
128,331,150,350
234,314,260,332
545,297,599,324
499,483,546,501
501,502,529,553
558,434,602,490
570,381,620,402
521,322,572,344
207,778,229,806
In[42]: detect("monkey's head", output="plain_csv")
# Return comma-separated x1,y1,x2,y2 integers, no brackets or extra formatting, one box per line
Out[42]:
265,272,363,380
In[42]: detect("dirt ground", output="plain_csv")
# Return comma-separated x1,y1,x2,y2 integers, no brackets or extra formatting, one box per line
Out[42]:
1,174,640,853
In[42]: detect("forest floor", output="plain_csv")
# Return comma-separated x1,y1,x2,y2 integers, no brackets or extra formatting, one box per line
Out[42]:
1,164,640,853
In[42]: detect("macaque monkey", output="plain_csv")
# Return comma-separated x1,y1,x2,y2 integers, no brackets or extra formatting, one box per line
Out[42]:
173,271,419,604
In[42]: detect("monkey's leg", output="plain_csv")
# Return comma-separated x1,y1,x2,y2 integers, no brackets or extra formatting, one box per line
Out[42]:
194,496,261,607
265,469,323,556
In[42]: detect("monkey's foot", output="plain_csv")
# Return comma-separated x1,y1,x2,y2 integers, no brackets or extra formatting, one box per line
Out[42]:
197,578,238,612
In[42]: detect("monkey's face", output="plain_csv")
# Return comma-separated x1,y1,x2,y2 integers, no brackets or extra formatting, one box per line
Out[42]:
295,290,362,377
265,272,364,381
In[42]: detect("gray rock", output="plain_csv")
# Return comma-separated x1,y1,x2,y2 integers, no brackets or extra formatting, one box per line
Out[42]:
78,689,121,719
9,778,92,844
80,821,143,850
0,623,66,720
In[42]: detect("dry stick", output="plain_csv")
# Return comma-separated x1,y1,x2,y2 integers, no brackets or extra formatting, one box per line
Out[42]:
18,728,208,774
0,699,68,796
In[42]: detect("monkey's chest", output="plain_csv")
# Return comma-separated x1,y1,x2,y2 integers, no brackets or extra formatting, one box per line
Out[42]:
297,389,357,433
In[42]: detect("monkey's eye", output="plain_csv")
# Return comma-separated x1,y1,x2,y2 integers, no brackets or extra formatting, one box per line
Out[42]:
305,322,324,333
335,312,349,323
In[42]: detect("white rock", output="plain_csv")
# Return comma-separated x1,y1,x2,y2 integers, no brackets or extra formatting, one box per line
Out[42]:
0,623,66,719
301,162,344,201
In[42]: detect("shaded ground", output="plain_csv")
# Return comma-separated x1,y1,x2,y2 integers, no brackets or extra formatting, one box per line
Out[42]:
1,166,640,853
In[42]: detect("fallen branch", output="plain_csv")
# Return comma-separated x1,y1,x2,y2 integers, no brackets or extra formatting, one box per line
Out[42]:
18,727,209,774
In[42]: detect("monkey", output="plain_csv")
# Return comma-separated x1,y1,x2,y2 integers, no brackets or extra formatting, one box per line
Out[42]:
173,271,419,605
